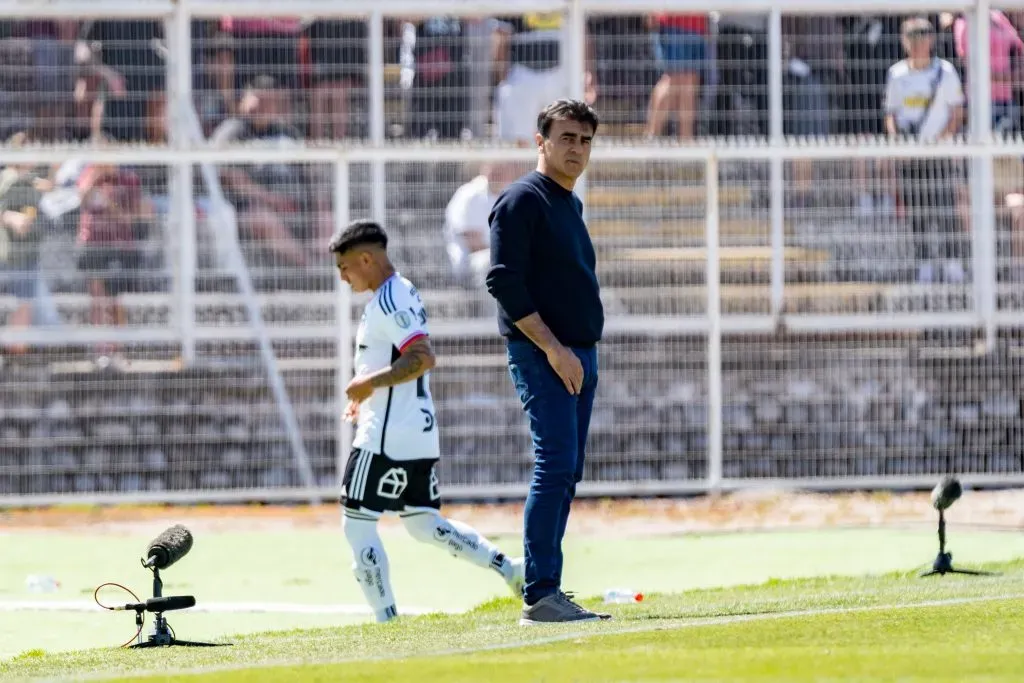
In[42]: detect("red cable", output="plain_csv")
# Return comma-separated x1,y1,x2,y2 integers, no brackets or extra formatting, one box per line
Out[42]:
93,582,145,648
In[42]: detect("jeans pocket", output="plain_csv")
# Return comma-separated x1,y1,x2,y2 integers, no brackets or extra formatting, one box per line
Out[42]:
508,342,551,403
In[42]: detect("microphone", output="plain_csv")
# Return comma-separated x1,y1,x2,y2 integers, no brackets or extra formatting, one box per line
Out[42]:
930,476,963,511
143,525,194,570
112,596,196,613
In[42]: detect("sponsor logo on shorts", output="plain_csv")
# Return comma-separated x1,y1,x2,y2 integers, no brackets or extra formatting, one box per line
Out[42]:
361,547,379,567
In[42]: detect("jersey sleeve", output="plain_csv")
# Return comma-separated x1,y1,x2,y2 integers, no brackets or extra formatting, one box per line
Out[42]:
940,63,965,107
375,281,430,352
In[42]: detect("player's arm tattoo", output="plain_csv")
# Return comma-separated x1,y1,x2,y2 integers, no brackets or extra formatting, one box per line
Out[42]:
369,338,436,389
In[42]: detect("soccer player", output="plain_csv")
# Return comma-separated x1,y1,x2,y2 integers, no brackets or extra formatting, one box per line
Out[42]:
330,219,525,623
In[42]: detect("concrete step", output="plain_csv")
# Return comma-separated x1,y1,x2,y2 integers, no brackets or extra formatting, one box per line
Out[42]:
596,246,831,287
602,246,827,265
589,161,710,183
586,185,752,209
589,218,774,241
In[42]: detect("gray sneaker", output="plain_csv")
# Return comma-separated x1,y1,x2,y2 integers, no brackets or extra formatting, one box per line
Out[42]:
519,591,612,626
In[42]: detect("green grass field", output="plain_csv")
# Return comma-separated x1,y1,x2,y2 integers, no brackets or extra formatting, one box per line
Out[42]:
2,523,1024,681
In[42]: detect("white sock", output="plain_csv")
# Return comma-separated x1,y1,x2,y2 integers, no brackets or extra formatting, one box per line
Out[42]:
343,512,398,622
401,510,512,580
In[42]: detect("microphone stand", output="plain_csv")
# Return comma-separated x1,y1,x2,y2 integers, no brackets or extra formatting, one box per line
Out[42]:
920,509,998,578
129,561,229,649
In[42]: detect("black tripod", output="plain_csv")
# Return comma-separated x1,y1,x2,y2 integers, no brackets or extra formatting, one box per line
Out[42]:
920,509,998,578
129,565,228,649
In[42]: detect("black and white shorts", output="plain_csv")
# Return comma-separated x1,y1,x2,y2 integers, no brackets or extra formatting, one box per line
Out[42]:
341,448,442,515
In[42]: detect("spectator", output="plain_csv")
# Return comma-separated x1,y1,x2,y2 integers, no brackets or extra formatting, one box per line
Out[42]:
210,75,320,271
884,17,966,283
400,16,471,141
840,15,905,216
493,12,597,144
79,19,165,143
195,33,237,138
7,20,89,143
0,26,36,141
304,18,367,140
953,10,1024,135
711,13,768,137
75,164,152,340
644,13,707,140
220,16,301,94
0,147,49,353
444,163,518,287
782,16,845,208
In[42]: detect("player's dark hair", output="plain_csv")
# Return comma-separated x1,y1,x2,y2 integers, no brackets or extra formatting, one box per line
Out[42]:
537,99,599,139
328,219,388,255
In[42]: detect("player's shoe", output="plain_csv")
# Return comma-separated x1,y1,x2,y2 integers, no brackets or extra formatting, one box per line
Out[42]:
505,557,526,598
519,591,612,626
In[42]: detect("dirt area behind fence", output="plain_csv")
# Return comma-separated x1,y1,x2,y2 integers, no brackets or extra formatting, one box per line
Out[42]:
2,489,1024,537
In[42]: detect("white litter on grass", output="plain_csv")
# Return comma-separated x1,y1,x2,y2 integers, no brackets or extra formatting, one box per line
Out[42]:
0,600,454,616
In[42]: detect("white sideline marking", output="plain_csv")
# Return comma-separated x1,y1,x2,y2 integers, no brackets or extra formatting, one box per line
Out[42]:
82,592,1024,682
0,600,450,617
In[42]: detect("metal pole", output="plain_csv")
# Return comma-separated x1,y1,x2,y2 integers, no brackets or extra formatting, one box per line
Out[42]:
970,0,996,350
170,2,195,365
369,10,387,223
335,160,354,487
706,154,723,492
567,0,588,218
768,8,785,320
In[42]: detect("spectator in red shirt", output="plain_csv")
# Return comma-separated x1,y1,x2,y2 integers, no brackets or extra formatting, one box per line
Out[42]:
645,13,707,139
76,164,150,332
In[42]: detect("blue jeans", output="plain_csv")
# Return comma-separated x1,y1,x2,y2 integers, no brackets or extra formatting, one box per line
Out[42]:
507,339,598,605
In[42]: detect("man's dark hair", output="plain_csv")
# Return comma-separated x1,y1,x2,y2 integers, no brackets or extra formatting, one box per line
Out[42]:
328,219,389,255
537,99,599,138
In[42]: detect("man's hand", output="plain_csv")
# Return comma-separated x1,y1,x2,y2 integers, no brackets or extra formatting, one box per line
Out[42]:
345,375,375,404
343,400,359,423
546,344,584,395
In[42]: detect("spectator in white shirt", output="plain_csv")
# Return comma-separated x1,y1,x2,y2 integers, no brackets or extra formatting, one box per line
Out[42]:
884,17,967,283
444,163,517,287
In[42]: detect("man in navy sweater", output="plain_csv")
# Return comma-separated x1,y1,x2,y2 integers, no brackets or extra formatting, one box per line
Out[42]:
486,99,610,625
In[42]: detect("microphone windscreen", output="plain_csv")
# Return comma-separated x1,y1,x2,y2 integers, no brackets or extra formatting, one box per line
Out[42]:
145,524,194,570
930,476,963,511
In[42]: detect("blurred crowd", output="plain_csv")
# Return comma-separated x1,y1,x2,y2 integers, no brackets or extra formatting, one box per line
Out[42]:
2,11,1024,346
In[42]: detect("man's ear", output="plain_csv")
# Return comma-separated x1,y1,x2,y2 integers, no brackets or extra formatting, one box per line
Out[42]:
534,132,545,149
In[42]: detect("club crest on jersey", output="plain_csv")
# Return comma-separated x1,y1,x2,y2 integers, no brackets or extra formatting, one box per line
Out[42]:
394,311,412,329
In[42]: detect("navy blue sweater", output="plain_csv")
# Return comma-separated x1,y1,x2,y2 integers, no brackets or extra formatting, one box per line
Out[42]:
486,171,604,348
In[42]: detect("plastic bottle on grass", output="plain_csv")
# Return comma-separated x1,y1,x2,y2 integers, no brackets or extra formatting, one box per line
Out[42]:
603,589,643,604
25,575,60,593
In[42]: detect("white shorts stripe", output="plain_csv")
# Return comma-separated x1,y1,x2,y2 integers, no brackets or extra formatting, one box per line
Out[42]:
350,450,367,502
347,449,367,502
353,449,374,501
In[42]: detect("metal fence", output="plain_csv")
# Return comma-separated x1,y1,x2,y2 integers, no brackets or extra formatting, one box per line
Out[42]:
1,0,1024,505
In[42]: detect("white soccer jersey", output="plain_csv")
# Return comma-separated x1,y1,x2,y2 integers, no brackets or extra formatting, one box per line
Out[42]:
884,58,964,141
352,273,441,462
